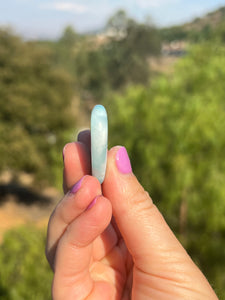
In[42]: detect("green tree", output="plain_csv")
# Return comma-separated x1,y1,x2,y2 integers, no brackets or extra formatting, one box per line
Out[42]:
0,226,52,300
54,25,82,74
106,43,225,298
75,10,161,99
160,25,188,42
105,12,161,88
59,26,79,47
106,9,131,36
0,29,74,186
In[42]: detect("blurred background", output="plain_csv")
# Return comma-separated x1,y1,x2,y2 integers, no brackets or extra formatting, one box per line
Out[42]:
0,0,225,299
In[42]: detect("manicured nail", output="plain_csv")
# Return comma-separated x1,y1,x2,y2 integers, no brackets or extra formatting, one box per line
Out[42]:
86,196,98,210
116,147,132,174
71,176,86,194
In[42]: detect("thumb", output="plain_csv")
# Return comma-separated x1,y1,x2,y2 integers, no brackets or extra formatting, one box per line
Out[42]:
103,147,188,266
102,146,216,295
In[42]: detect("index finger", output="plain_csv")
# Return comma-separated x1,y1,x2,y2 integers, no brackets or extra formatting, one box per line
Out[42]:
63,139,91,193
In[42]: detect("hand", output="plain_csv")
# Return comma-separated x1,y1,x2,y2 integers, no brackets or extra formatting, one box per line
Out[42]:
46,131,218,299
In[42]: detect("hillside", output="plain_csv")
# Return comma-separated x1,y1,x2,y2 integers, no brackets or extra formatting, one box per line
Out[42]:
160,6,225,42
184,6,225,31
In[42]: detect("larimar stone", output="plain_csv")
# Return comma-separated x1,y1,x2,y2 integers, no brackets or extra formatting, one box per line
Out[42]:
91,105,108,184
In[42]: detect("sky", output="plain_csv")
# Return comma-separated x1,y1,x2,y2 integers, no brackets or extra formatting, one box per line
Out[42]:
0,0,225,39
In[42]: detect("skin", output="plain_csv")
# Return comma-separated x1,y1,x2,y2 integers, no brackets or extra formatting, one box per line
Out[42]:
46,130,218,300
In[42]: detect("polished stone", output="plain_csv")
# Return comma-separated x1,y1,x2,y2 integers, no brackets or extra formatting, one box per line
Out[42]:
91,105,108,184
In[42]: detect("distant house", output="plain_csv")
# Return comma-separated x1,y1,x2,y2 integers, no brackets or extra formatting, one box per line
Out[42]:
162,41,188,57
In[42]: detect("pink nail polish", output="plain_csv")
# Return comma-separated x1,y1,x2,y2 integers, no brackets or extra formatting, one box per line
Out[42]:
116,147,132,174
86,196,98,210
71,176,85,193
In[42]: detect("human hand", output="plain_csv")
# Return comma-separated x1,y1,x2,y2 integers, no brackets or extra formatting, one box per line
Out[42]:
46,131,218,299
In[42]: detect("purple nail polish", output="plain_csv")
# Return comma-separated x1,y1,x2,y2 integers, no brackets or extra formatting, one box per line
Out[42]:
86,197,98,210
116,147,132,174
71,177,85,193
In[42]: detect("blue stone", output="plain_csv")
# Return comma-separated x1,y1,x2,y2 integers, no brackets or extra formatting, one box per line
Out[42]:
91,105,108,184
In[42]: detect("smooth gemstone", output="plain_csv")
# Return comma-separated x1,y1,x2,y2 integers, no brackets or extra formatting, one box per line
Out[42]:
91,105,108,184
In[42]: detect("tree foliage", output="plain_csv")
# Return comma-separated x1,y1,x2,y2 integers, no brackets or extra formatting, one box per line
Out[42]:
160,6,225,43
101,10,161,90
0,226,52,300
160,25,188,42
0,29,74,186
56,10,161,99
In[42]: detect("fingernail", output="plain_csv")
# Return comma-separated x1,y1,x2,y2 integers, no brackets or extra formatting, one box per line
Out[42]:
71,176,86,194
86,196,99,210
116,147,132,174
